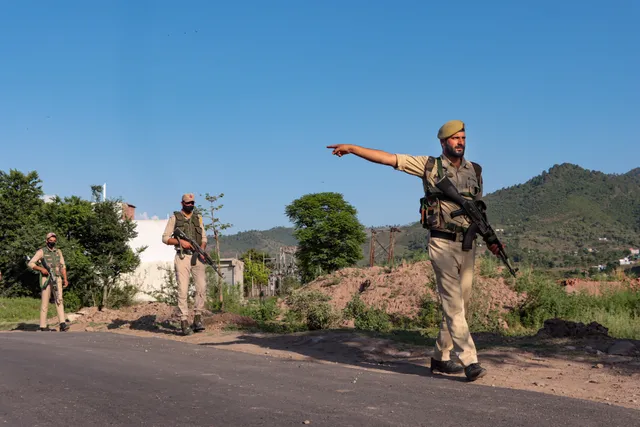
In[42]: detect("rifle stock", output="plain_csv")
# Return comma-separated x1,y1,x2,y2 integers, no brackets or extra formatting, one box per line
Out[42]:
173,228,224,278
40,257,61,305
434,176,518,278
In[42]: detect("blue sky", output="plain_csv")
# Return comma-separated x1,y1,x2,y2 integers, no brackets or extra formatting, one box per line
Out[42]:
1,1,638,234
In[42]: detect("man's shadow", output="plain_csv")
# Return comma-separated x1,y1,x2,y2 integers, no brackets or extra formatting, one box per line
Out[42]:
197,329,493,383
107,315,181,336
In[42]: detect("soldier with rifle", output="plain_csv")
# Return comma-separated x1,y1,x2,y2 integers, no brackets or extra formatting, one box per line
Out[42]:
327,120,516,381
162,193,215,336
28,232,70,332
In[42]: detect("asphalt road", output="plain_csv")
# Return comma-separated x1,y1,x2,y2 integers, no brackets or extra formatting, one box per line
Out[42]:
1,332,638,427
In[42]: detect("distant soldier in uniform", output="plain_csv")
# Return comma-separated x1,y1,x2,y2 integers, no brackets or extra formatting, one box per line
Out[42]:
162,193,208,336
327,120,501,381
28,232,70,332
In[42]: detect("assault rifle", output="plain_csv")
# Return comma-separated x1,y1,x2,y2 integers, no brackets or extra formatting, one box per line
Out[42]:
435,176,518,278
40,256,61,305
173,228,224,278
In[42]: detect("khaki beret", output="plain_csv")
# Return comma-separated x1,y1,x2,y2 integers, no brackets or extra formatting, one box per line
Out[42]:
46,232,57,239
182,193,195,203
437,120,465,140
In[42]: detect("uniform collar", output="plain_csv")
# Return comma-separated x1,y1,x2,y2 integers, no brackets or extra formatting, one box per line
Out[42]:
440,154,469,169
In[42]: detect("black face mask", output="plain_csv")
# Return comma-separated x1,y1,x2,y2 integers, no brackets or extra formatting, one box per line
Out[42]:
183,205,195,213
47,242,56,249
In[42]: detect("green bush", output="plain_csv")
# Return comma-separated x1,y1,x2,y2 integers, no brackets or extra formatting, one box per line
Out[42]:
278,276,302,297
415,293,441,328
285,290,340,330
239,297,280,323
479,255,500,278
208,283,244,313
63,289,83,313
508,271,640,338
105,284,138,310
343,294,392,333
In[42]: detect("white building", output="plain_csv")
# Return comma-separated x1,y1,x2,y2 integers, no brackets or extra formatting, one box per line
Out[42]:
124,218,177,301
121,214,245,301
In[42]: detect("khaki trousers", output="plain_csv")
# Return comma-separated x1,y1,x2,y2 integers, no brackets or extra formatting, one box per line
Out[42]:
174,253,207,321
428,236,478,366
40,276,66,328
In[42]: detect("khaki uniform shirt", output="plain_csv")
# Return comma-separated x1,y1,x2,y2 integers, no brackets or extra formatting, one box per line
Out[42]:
162,212,207,247
395,153,483,231
28,247,66,275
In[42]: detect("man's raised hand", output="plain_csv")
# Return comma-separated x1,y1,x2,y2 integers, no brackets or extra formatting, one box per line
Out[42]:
327,144,354,157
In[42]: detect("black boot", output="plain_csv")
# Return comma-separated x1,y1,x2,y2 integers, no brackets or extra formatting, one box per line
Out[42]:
464,363,487,381
59,323,70,332
430,357,464,374
181,320,193,336
192,315,205,333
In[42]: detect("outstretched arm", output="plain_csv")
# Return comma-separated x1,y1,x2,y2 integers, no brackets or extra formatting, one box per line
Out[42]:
327,144,397,167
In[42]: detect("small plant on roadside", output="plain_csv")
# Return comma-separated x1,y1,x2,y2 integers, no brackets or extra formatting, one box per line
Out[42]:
416,293,441,328
479,255,500,278
343,293,392,333
285,290,341,330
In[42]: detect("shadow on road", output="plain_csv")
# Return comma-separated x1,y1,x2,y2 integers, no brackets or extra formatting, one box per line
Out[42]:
197,326,640,380
197,329,494,383
107,315,182,336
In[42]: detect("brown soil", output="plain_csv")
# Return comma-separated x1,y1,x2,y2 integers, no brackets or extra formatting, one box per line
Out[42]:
69,302,257,333
303,261,525,320
559,278,640,296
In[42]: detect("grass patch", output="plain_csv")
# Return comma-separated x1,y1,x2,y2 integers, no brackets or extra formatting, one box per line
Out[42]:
0,297,59,330
0,297,56,322
508,270,640,339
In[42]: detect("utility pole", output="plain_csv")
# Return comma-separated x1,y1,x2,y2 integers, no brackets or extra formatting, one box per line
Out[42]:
369,229,376,267
388,227,401,267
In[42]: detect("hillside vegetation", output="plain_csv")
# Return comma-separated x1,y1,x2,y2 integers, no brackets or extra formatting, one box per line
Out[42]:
216,164,640,271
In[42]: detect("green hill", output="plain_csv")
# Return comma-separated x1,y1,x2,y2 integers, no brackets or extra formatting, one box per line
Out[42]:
215,164,640,269
214,226,297,258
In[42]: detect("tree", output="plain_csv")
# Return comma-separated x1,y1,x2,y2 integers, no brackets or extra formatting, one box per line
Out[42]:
285,192,366,283
243,257,270,295
0,170,47,296
199,192,232,305
82,197,143,309
241,249,273,269
240,249,272,296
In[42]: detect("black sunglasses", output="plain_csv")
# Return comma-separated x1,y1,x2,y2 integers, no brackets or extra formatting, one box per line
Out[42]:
183,201,195,206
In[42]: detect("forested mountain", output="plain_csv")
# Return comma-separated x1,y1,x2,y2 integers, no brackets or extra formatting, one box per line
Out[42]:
215,164,640,269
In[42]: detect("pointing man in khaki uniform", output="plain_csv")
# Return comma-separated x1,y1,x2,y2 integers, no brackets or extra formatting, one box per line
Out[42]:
28,232,70,332
162,193,208,336
328,120,500,381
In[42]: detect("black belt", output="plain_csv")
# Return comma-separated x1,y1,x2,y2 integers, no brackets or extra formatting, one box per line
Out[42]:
430,230,459,241
178,249,194,255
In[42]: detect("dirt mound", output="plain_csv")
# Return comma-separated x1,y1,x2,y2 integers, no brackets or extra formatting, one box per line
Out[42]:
69,302,256,332
302,261,524,320
536,318,610,338
559,278,640,295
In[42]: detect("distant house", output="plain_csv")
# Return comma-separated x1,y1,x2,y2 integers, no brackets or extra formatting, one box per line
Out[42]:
630,248,639,256
619,257,631,266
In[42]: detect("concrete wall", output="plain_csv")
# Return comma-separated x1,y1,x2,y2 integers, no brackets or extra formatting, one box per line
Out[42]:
122,219,176,301
218,258,244,287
